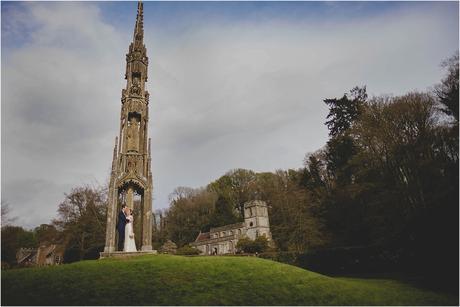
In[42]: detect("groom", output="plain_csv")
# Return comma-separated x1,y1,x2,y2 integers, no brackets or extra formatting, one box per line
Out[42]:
116,204,130,251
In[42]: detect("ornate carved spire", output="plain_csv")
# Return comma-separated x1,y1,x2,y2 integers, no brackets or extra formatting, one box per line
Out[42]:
124,0,148,93
133,1,144,45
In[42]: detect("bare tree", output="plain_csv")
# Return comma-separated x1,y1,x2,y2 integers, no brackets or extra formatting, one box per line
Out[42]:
1,201,17,227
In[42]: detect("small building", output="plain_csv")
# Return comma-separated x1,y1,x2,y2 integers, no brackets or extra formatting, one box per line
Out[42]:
36,244,65,266
191,200,272,255
16,248,37,267
16,244,65,267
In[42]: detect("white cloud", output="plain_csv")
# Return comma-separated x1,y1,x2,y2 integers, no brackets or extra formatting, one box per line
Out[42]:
2,2,458,228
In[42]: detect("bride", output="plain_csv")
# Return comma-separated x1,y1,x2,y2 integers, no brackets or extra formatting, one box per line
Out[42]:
124,208,137,252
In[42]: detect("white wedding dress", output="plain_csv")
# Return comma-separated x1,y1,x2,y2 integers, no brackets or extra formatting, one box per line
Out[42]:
124,215,137,252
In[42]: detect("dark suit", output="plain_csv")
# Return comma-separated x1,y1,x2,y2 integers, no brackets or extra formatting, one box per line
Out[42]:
116,210,128,251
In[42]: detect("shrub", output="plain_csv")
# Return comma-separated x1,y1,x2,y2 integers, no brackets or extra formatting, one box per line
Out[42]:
236,236,269,254
63,248,80,264
259,251,299,265
83,245,104,260
176,245,200,255
260,246,414,276
1,261,11,270
236,237,252,253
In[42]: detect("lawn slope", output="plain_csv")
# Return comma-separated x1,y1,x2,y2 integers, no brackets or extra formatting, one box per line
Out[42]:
2,255,457,305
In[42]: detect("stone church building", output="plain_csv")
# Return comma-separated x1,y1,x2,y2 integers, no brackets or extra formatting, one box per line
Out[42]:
191,200,272,255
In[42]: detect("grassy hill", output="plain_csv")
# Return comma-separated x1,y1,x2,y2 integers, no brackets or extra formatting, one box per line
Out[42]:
2,254,457,306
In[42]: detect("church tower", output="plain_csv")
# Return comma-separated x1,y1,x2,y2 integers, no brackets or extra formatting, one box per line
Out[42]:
244,200,272,241
103,1,153,253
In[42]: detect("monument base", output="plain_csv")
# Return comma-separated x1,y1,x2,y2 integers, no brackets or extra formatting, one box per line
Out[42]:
99,250,157,259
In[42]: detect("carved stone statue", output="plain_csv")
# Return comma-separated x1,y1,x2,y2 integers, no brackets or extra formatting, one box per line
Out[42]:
127,117,140,152
131,76,141,95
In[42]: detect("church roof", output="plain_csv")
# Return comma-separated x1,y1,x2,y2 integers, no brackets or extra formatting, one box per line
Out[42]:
195,232,211,242
16,248,37,264
210,222,245,233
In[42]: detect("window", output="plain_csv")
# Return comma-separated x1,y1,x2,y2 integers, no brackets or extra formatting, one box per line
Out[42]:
249,222,253,227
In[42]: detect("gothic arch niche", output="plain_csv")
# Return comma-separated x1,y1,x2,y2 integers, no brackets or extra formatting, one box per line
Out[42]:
130,72,142,96
127,112,141,153
116,181,145,250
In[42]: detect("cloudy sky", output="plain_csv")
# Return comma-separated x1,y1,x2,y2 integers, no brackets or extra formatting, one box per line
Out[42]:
1,1,458,228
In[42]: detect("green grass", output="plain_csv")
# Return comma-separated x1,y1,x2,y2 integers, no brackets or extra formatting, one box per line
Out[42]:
2,255,457,305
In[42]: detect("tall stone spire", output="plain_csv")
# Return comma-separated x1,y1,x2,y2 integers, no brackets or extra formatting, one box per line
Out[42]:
133,1,144,44
125,0,148,92
103,1,154,255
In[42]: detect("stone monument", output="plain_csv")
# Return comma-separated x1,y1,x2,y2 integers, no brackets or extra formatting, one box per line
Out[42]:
101,1,156,257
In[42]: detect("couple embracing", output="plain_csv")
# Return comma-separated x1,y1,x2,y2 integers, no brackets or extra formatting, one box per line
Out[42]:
116,204,137,252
